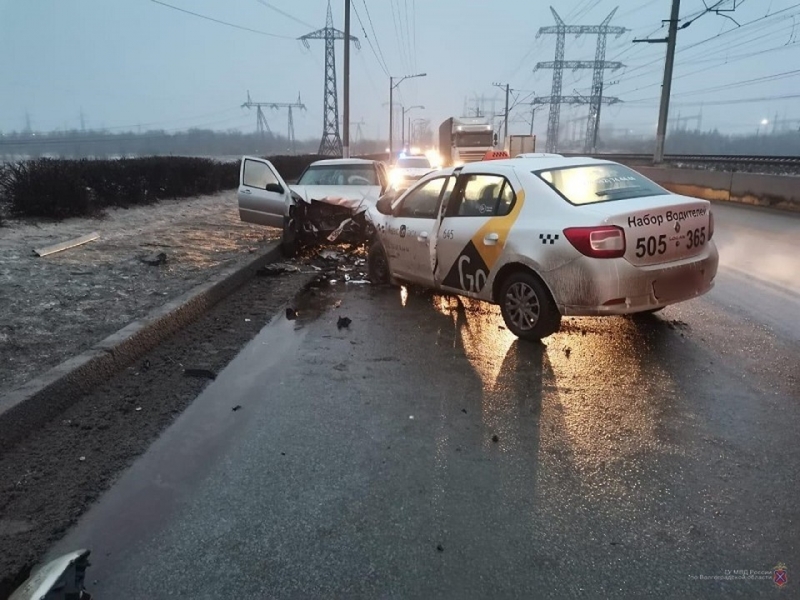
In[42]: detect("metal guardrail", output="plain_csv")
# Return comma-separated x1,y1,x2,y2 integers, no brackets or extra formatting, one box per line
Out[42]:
560,153,800,166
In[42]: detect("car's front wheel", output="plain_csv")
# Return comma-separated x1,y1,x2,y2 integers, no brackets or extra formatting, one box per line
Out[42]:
498,271,561,341
281,216,297,258
367,240,391,284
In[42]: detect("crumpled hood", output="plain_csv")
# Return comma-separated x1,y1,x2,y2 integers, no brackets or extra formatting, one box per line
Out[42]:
289,184,382,211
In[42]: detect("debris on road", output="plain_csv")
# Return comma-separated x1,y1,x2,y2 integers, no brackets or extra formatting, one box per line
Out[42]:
286,308,297,320
319,249,342,261
337,316,352,330
256,263,300,277
33,231,100,257
232,405,242,412
564,346,572,358
436,544,445,552
183,368,217,380
140,251,167,266
491,434,499,443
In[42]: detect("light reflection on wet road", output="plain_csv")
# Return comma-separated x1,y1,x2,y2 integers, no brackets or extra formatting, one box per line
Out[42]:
51,205,799,599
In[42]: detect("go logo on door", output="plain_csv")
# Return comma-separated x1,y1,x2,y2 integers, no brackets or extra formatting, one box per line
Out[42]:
441,240,491,293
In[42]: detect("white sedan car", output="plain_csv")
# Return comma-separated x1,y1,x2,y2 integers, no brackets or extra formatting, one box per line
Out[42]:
366,156,719,341
237,157,389,254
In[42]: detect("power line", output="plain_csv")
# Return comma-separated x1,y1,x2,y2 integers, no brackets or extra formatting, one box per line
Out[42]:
149,0,295,39
614,13,800,93
403,0,415,72
254,0,314,29
362,0,391,75
352,1,389,76
389,0,411,72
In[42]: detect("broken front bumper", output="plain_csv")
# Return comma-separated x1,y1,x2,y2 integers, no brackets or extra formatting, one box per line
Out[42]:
290,200,374,245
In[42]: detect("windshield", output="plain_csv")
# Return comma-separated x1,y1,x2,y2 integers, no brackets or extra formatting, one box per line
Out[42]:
455,132,493,147
396,157,431,169
297,164,379,186
536,164,669,205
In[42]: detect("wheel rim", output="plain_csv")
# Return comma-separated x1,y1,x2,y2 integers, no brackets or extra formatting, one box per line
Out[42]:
505,282,540,331
372,250,389,282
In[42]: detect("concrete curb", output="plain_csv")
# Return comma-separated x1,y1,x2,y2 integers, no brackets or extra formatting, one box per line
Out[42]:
0,241,283,452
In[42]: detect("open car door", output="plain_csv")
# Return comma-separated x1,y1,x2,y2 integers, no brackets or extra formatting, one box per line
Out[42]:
237,156,291,229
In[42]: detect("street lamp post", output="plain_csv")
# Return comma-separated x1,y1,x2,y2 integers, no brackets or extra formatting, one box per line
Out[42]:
389,73,426,160
401,105,424,149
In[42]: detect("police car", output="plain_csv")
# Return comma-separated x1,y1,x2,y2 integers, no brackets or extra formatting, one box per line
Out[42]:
389,153,436,191
367,156,719,341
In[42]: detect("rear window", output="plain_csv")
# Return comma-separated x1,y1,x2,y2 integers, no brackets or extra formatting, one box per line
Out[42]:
536,164,668,205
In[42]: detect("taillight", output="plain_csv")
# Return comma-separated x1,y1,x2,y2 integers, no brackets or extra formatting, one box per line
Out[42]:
563,226,626,259
709,210,714,240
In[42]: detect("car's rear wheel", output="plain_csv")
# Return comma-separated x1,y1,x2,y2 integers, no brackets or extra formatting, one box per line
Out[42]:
498,271,561,341
367,240,390,284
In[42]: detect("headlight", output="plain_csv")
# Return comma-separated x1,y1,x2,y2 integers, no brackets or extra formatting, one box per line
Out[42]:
389,170,405,187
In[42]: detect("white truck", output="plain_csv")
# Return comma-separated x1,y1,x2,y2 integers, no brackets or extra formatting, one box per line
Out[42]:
438,117,496,167
506,134,537,157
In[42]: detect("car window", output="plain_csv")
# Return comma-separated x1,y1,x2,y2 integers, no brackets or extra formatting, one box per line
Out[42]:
243,159,278,189
397,177,446,219
297,164,379,186
536,164,668,205
439,176,457,216
497,181,516,216
450,174,509,217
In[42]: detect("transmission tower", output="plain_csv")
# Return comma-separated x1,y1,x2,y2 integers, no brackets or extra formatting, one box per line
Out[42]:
299,1,360,156
242,92,307,153
241,91,272,139
535,7,626,152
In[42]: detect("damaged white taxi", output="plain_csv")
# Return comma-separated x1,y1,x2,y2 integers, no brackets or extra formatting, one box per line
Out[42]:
237,156,389,255
366,156,719,341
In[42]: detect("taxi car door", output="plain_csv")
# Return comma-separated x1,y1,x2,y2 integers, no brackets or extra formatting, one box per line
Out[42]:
237,156,291,228
384,176,451,285
434,171,522,298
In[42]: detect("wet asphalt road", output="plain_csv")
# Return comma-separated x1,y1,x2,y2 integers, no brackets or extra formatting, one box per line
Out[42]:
50,203,799,599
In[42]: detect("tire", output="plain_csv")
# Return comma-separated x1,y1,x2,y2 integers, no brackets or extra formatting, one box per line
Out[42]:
367,240,390,284
281,217,297,258
498,270,561,341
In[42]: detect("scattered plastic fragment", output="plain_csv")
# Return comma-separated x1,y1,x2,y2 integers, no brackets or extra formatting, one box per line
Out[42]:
337,316,352,330
232,405,242,411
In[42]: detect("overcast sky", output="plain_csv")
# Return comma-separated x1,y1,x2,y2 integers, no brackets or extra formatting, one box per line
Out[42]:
0,0,798,140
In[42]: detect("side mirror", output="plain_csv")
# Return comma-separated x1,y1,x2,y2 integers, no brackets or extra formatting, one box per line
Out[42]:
266,182,284,194
376,194,394,216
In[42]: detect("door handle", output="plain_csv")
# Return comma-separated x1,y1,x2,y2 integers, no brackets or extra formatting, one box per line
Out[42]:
241,188,252,194
483,233,499,246
417,231,429,242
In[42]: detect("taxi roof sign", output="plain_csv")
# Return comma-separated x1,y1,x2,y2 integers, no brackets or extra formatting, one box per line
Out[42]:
482,150,510,161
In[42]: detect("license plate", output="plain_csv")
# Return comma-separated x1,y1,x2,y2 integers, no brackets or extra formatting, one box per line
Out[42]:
653,270,702,302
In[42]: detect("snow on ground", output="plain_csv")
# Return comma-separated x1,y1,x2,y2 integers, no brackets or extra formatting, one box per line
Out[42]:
0,191,280,396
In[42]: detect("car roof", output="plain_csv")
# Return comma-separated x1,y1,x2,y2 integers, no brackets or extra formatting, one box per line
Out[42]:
310,158,377,166
465,156,615,172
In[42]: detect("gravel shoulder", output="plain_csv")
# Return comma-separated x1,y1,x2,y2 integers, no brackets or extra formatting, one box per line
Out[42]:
0,191,280,395
0,268,317,598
